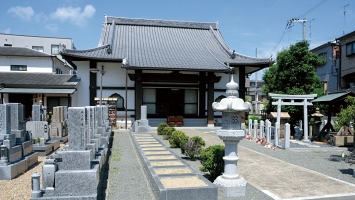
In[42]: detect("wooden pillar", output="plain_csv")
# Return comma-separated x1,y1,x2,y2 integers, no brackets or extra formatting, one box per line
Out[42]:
199,72,206,117
68,94,71,107
238,66,246,101
135,69,143,120
239,66,246,123
207,72,214,126
89,60,97,106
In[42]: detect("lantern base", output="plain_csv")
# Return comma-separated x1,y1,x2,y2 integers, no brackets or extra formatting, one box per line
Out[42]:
214,175,247,197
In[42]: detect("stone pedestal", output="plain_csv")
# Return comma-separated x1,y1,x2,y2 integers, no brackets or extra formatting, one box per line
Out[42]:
132,106,151,134
213,130,247,197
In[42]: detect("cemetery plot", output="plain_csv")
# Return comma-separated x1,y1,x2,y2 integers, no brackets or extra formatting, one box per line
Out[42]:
31,105,112,200
0,103,39,180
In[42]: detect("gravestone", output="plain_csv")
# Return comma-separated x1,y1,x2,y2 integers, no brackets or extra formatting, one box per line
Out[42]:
31,106,107,199
131,105,151,134
8,103,26,144
0,103,38,180
0,104,16,147
49,106,68,143
68,107,87,150
27,103,60,155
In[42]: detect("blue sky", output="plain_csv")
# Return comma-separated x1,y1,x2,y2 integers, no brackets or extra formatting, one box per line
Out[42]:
1,0,355,79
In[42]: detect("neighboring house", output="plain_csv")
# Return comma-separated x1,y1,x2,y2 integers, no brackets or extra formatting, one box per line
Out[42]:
246,79,266,114
0,33,76,74
61,16,273,126
0,46,80,117
310,41,340,94
336,31,355,90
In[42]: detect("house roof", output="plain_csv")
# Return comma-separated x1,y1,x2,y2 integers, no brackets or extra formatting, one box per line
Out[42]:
269,112,290,119
0,46,53,57
0,72,80,89
61,16,272,72
311,92,355,103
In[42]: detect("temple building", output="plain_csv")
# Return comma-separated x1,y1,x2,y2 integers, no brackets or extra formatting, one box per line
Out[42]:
61,16,272,126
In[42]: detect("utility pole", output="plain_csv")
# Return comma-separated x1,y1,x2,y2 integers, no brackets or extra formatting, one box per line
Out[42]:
287,18,307,41
255,48,258,114
309,19,315,43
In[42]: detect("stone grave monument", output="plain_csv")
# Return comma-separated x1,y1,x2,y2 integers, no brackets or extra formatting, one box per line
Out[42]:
212,75,250,197
26,103,60,156
49,106,68,143
95,105,111,150
131,105,151,134
0,103,38,180
31,107,108,199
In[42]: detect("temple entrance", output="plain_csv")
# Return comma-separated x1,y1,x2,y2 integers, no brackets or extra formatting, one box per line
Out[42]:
144,88,198,117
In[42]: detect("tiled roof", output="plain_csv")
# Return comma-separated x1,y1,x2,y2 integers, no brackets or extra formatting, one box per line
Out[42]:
61,17,272,72
311,92,355,103
0,72,80,88
0,46,52,57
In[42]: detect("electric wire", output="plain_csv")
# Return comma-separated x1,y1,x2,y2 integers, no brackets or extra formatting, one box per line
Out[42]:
269,0,329,58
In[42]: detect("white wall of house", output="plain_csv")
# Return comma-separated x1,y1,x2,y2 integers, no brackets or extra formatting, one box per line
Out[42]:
0,56,69,73
75,61,90,106
0,33,73,55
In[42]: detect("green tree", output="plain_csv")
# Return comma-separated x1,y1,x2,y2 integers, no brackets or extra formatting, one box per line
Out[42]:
334,96,355,131
262,41,325,124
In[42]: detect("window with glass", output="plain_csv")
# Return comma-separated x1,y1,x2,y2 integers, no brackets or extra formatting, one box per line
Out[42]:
346,42,355,56
109,93,124,110
11,65,27,71
51,45,59,55
32,46,44,52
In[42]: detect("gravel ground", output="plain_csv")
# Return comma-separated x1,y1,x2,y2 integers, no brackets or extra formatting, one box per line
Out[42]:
106,131,155,200
0,144,65,200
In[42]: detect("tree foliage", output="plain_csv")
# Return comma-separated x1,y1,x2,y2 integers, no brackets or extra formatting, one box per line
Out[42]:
334,96,355,131
262,41,325,124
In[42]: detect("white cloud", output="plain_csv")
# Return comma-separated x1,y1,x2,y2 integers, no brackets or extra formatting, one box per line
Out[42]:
50,5,95,27
7,6,34,21
2,28,11,34
45,23,59,32
35,12,48,22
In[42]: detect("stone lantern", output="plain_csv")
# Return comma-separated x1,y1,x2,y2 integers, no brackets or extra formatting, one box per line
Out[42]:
212,75,251,197
311,108,324,140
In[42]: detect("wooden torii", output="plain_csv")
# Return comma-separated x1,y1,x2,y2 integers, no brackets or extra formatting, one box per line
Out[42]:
269,93,317,142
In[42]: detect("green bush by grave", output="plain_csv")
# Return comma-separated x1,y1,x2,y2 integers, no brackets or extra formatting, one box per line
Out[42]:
157,122,169,135
199,145,225,181
182,136,206,160
162,127,176,140
169,130,188,148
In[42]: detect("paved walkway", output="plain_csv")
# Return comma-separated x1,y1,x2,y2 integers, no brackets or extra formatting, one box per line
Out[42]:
107,128,355,200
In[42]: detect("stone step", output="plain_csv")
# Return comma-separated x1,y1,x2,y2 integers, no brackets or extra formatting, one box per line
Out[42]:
132,133,218,200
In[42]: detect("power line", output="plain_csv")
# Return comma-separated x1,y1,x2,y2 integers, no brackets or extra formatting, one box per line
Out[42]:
269,0,328,59
296,0,328,19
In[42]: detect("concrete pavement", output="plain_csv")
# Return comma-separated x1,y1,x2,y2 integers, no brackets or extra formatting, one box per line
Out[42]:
159,127,355,199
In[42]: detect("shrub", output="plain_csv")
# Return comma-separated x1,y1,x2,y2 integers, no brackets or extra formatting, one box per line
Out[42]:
169,130,188,148
183,136,206,160
157,122,169,135
199,145,225,181
248,115,260,122
162,127,176,140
